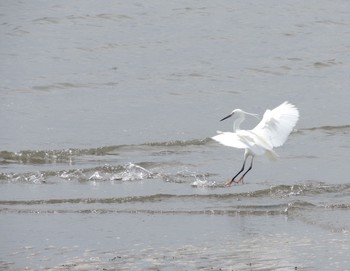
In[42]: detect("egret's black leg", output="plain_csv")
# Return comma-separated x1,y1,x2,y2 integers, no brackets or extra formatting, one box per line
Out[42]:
225,156,247,186
238,156,254,183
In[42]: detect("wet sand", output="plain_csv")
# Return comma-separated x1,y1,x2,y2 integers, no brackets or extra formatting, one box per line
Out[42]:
1,212,349,270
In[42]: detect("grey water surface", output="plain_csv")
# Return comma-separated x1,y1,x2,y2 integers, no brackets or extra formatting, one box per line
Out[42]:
1,0,350,270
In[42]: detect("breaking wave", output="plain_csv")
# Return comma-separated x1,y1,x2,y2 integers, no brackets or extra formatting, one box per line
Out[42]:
298,124,350,134
2,183,350,207
0,138,212,165
1,124,348,166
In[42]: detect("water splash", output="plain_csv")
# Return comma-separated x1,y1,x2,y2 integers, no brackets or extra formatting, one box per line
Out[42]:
191,174,217,187
89,171,104,181
111,163,154,181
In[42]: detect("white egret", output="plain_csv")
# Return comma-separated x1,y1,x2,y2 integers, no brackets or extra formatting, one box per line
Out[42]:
212,101,299,186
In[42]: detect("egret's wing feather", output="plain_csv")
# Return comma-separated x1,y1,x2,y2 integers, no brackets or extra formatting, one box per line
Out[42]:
252,101,299,147
212,130,279,160
212,132,247,149
237,130,277,158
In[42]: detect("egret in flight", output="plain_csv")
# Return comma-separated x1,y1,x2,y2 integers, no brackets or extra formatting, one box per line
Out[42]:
212,101,299,186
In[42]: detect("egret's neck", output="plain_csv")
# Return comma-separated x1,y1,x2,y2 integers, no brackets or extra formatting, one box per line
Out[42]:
233,113,245,132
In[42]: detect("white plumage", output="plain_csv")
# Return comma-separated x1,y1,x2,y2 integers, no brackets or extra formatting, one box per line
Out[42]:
212,101,299,185
253,102,299,147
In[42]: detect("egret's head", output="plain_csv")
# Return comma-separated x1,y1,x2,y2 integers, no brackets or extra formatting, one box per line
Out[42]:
220,109,258,122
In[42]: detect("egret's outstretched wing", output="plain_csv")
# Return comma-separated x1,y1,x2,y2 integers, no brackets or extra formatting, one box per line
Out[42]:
212,131,278,159
252,101,299,147
212,132,247,149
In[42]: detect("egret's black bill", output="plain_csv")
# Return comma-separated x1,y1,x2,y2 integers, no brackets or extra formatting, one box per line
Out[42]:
220,114,233,121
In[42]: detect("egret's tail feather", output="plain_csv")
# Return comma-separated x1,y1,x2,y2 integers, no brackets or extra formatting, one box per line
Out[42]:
266,150,279,161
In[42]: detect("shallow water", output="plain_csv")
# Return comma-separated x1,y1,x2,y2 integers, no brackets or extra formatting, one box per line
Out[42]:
1,0,350,270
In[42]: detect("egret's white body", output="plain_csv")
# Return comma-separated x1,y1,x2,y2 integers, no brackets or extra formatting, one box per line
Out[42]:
212,101,299,185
